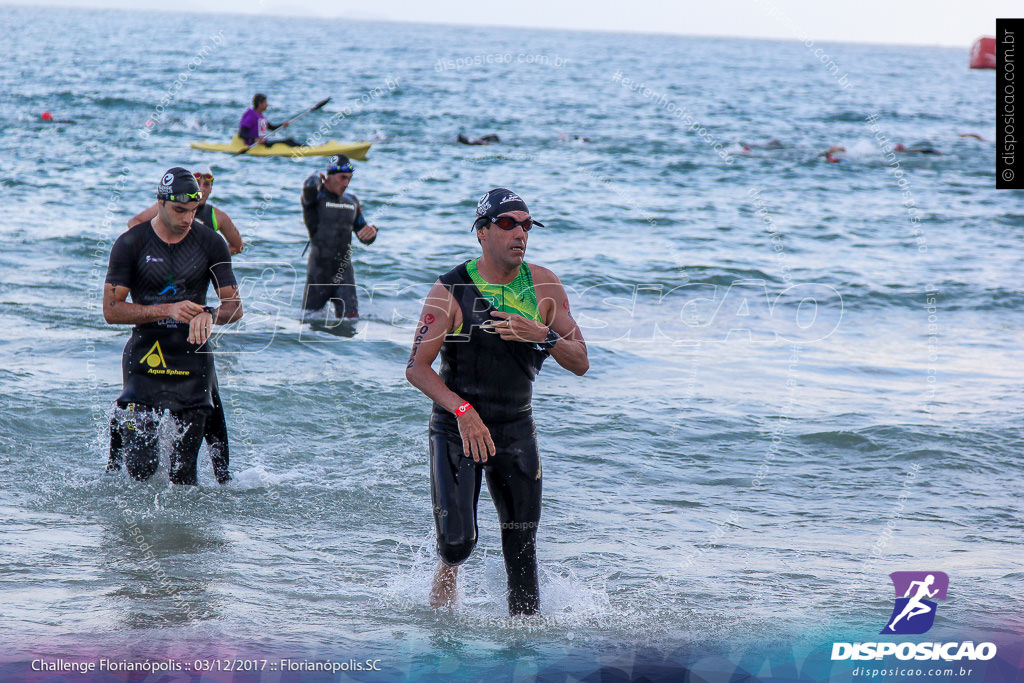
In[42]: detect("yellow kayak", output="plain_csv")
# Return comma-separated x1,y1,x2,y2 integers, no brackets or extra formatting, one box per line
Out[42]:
190,136,371,159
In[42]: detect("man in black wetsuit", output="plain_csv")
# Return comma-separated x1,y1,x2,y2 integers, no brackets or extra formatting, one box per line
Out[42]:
405,188,589,616
104,168,243,486
121,168,240,483
301,155,378,319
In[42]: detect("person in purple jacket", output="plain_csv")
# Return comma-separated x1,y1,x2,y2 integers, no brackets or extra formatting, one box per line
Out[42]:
238,94,300,146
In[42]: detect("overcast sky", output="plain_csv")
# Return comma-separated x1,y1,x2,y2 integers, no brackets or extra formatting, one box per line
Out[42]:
2,0,1015,47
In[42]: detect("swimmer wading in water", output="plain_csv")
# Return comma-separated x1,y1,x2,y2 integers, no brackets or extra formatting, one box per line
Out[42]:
122,167,242,483
405,187,589,616
104,168,243,485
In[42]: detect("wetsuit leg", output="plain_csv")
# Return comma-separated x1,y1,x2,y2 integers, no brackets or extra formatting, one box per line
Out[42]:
204,386,231,484
302,281,335,312
115,402,161,482
302,251,337,312
429,414,483,566
106,415,123,472
168,407,210,486
331,258,358,319
484,417,542,616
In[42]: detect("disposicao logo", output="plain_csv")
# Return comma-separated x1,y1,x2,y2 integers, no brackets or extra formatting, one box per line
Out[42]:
831,572,997,663
882,571,948,635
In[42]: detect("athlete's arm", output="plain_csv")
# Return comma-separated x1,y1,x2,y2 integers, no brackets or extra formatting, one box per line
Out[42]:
489,265,589,376
356,224,378,243
127,203,158,228
186,284,242,345
301,175,321,239
353,201,377,244
210,285,242,325
207,238,242,325
215,208,244,255
405,280,496,462
543,284,589,375
103,284,205,325
542,273,589,376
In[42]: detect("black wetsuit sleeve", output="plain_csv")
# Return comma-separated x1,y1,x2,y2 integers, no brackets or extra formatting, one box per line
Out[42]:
302,175,320,239
353,196,373,243
105,231,137,288
208,233,237,291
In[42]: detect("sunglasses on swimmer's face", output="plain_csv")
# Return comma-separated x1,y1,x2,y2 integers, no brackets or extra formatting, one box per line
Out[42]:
490,215,535,232
193,173,214,182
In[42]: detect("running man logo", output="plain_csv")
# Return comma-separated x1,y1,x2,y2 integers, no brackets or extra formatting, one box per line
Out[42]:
881,571,949,635
140,341,167,369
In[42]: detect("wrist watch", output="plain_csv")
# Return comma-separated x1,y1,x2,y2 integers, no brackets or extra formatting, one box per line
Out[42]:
538,328,559,349
203,306,216,316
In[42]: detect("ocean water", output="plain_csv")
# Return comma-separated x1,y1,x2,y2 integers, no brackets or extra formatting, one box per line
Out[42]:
0,6,1020,681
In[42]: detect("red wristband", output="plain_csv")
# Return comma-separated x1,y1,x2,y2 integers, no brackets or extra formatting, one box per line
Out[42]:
454,401,472,418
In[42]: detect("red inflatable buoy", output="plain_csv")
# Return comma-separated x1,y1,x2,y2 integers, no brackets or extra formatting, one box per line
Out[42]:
970,37,996,69
41,111,54,121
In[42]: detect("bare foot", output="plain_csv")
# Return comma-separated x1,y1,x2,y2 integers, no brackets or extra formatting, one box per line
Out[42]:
429,562,458,609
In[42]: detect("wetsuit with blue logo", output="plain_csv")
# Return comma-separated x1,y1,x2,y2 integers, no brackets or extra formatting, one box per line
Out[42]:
301,174,372,318
105,220,235,485
430,259,549,616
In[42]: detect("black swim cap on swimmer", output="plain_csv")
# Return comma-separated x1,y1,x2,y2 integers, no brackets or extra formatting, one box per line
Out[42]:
326,155,354,174
156,167,203,203
473,188,544,230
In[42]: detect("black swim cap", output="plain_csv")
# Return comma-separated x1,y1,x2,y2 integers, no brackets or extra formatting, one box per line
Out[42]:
473,188,544,230
327,155,354,174
156,167,203,203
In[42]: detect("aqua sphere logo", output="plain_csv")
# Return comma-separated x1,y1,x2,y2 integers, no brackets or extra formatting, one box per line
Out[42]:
881,571,948,635
831,572,997,663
